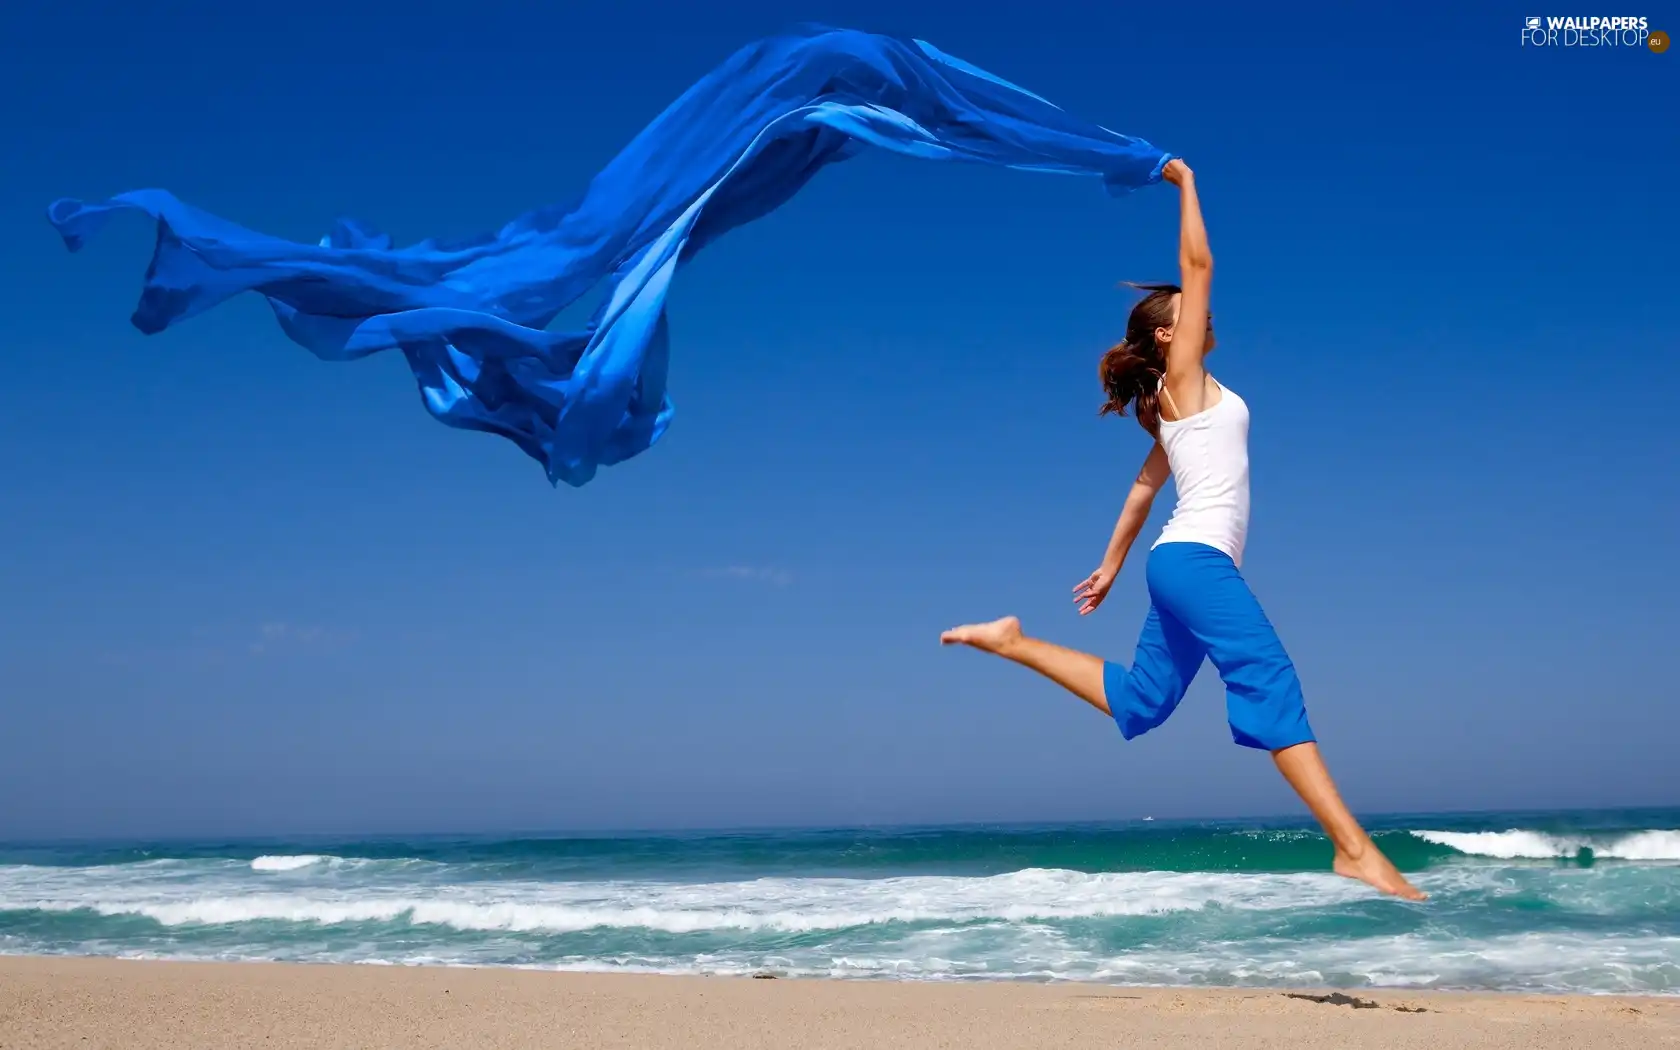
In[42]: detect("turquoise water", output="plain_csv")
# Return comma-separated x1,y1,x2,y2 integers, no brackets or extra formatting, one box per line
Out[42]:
3,809,1677,993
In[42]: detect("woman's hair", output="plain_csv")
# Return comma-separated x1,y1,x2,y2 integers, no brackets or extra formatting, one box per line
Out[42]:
1099,282,1181,435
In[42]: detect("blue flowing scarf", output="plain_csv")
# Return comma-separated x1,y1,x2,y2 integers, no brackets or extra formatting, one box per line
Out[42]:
48,26,1171,486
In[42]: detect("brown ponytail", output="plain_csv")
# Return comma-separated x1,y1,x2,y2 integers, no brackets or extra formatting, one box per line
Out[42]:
1099,282,1181,436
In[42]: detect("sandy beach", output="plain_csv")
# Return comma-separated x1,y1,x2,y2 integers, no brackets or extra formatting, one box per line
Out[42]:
0,957,1674,1050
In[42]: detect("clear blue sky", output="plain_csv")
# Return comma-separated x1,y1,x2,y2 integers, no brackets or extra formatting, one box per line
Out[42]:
1,1,1675,839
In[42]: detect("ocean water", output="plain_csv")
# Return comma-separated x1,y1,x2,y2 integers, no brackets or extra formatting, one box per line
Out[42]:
2,809,1677,995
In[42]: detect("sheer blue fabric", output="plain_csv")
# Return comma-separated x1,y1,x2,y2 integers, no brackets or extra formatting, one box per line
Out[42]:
48,26,1171,486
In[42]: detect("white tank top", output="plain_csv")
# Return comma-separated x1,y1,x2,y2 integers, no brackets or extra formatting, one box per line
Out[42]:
1151,378,1251,566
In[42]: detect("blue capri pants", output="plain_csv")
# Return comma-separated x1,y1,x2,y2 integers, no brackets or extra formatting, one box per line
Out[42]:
1103,541,1315,752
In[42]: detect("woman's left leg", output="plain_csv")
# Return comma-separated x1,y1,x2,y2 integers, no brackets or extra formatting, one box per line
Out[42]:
939,602,1202,728
938,617,1111,715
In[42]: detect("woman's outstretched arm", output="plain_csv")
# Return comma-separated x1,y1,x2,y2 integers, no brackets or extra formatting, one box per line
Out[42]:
1074,442,1171,615
1161,160,1213,414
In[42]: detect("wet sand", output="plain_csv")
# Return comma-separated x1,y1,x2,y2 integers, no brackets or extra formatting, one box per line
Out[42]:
1,956,1675,1049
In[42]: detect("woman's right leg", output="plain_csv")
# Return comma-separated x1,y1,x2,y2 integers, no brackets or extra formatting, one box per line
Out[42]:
1271,742,1425,900
1149,543,1426,901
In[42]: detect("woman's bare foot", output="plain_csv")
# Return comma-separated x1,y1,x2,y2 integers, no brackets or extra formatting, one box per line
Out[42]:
938,617,1110,714
939,616,1023,654
1334,847,1428,901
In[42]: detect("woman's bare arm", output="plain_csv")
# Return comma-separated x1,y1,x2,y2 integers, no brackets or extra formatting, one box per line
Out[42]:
1161,160,1213,416
1074,443,1171,614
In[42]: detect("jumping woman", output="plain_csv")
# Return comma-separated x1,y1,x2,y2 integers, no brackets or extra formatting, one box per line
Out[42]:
940,158,1424,900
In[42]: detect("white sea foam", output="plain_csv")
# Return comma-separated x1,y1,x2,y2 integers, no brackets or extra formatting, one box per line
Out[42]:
4,852,1680,994
0,868,1372,934
250,855,334,872
1084,930,1680,995
307,929,1680,994
1600,831,1680,861
1413,829,1680,861
1412,831,1574,859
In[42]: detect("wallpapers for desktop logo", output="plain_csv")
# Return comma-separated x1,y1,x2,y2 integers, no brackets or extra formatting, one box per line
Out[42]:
1520,15,1666,50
